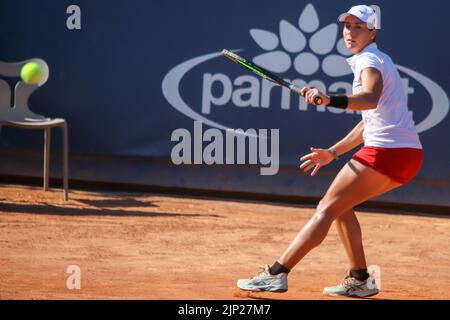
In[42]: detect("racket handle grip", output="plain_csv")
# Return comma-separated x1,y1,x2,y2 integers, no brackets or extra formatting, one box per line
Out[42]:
290,84,323,105
313,96,323,105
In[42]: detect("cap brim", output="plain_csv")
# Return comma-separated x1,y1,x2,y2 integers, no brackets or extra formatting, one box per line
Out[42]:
338,12,378,29
337,13,351,22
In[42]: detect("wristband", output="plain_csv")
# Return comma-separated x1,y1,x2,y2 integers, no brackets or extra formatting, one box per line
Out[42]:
326,95,348,109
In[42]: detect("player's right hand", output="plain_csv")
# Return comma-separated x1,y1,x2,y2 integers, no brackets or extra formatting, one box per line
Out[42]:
299,147,334,176
300,87,329,105
299,87,310,97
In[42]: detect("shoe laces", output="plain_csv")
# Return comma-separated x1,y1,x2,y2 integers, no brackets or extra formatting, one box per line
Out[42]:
340,275,363,289
250,265,270,280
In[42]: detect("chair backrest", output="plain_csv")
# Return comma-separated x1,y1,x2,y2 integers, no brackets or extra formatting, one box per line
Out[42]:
0,78,11,109
0,58,50,121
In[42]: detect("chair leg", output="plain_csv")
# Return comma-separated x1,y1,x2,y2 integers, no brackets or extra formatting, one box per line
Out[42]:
62,122,69,201
44,127,51,192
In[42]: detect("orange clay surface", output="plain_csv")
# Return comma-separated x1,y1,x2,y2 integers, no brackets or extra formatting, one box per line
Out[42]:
1,184,449,300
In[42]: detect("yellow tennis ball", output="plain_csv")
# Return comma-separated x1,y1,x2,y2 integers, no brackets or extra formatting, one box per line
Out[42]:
20,62,43,85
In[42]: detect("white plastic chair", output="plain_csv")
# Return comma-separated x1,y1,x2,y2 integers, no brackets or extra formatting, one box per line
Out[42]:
0,59,69,201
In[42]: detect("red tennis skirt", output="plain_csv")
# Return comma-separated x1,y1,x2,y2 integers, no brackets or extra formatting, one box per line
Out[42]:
352,146,424,184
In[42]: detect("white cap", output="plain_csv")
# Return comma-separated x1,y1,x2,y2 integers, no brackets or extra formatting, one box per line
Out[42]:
338,5,379,30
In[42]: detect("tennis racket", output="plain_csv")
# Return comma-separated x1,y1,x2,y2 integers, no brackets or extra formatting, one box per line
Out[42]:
222,49,323,105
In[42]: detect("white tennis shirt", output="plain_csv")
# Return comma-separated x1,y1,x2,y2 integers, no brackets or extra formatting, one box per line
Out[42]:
347,43,422,149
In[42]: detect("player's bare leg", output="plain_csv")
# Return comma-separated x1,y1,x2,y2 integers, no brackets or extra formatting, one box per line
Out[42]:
335,209,367,269
277,160,398,269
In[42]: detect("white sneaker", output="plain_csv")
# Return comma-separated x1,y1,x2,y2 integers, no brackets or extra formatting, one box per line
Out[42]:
237,265,288,292
323,274,379,298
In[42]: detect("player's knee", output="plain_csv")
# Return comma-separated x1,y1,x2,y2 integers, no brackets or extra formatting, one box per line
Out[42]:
312,208,333,225
315,198,341,222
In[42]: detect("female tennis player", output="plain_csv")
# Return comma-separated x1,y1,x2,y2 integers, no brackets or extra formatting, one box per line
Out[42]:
237,5,423,298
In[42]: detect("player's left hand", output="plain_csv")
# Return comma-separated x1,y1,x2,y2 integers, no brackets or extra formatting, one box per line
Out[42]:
299,147,334,176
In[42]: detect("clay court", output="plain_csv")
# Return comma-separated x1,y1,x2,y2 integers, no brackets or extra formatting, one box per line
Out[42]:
1,184,449,300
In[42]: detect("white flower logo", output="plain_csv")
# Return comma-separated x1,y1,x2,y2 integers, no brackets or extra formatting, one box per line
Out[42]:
249,4,353,77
